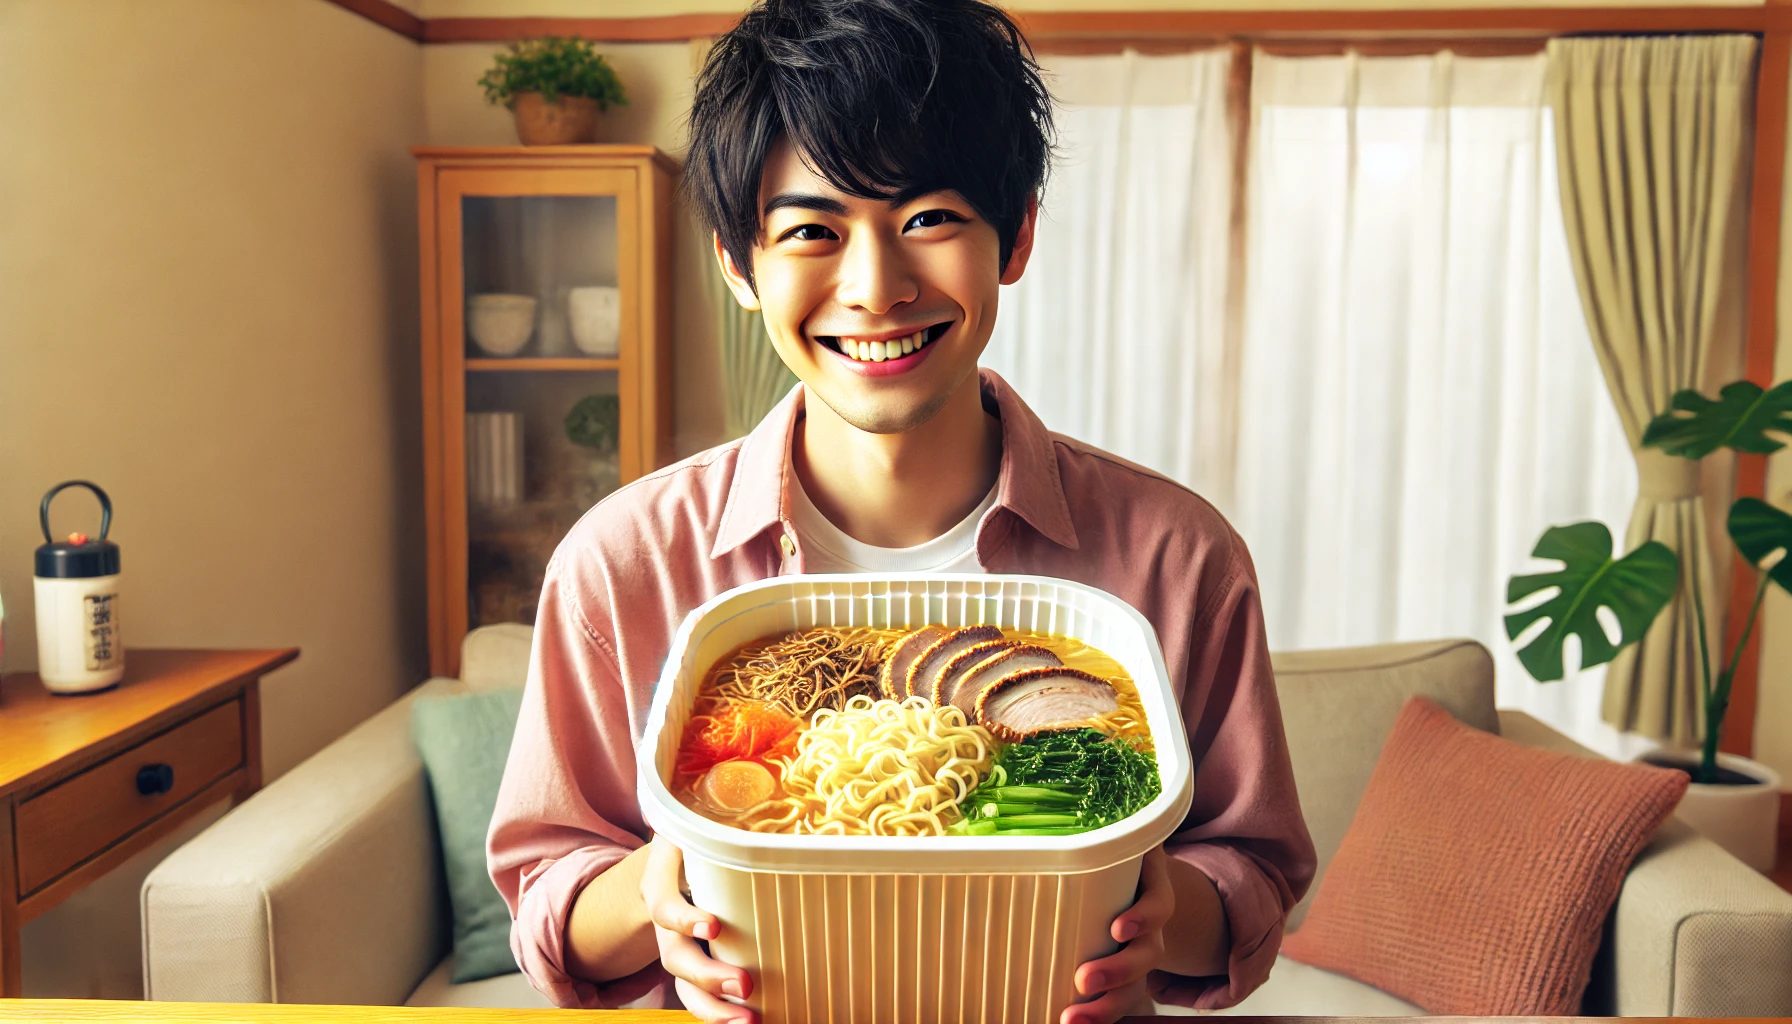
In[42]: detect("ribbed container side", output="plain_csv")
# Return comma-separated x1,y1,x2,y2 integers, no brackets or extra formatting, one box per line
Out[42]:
683,858,1144,1024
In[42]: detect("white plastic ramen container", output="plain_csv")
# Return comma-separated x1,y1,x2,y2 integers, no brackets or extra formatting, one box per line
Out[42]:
638,574,1194,1024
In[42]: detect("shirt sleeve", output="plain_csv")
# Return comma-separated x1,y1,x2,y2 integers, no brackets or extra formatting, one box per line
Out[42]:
487,559,667,1009
1151,542,1317,1010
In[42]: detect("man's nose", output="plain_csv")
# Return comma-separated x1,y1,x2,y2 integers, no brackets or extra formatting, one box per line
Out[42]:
835,230,919,314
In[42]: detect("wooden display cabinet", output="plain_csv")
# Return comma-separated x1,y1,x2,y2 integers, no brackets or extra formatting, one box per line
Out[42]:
415,146,675,678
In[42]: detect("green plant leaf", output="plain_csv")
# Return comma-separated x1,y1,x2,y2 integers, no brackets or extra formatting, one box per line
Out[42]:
1505,522,1679,682
565,393,619,451
478,37,628,110
1640,380,1792,459
1729,497,1792,596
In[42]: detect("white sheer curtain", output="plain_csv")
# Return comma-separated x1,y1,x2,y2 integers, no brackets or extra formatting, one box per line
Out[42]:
1235,51,1640,756
994,48,1647,758
985,49,1237,492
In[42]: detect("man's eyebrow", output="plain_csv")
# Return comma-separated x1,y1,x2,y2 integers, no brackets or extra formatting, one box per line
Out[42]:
763,192,850,217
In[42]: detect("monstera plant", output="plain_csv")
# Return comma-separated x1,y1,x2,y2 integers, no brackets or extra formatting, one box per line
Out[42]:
1506,378,1792,789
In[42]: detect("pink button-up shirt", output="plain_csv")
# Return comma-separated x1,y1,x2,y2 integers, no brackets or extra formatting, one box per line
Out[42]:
489,369,1316,1011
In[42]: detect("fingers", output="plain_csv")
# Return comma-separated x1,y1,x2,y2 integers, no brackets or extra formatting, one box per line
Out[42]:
1076,924,1165,996
640,839,754,1006
641,838,718,941
1060,978,1150,1024
677,977,760,1024
1111,846,1174,945
657,928,753,1003
1077,847,1173,996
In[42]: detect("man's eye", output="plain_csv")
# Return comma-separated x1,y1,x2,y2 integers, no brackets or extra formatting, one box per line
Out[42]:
782,224,838,242
904,209,963,231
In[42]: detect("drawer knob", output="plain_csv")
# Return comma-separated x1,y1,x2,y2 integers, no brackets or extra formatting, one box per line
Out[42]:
137,763,175,796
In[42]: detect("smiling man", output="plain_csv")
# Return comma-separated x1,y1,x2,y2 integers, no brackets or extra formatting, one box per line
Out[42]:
486,1,1315,1022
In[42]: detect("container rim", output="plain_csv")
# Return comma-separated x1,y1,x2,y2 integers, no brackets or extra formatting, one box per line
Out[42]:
637,573,1196,876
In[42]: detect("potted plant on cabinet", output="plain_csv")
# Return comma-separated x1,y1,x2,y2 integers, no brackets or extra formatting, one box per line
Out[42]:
1506,378,1792,872
479,37,627,146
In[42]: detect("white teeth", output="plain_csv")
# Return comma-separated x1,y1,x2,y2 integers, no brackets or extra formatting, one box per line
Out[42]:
836,329,939,362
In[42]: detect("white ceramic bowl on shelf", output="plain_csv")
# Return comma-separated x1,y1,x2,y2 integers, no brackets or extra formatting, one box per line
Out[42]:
467,294,537,356
568,285,621,357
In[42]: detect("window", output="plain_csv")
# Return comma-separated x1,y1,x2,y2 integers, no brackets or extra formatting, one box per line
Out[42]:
986,48,1643,756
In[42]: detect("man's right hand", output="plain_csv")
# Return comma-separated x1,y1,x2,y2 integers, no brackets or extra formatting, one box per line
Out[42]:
640,836,758,1024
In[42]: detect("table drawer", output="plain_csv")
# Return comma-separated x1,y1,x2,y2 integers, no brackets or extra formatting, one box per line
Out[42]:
15,699,244,897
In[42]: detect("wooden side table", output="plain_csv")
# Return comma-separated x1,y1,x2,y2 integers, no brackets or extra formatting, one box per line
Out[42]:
0,647,297,996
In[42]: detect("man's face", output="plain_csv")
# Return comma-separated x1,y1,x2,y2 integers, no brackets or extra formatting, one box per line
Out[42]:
717,139,1035,435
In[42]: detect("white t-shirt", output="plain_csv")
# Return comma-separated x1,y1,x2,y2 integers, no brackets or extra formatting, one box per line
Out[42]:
788,470,997,573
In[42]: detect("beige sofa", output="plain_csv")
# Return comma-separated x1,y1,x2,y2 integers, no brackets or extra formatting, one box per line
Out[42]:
142,629,1792,1014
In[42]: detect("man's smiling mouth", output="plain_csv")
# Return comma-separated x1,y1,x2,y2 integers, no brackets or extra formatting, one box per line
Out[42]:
815,322,953,363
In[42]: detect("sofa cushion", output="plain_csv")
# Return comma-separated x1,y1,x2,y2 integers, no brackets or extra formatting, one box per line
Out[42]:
1281,696,1689,1015
462,622,535,691
1271,638,1497,929
1194,956,1424,1016
411,687,526,982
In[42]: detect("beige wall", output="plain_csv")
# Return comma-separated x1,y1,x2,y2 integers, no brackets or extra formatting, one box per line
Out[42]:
0,0,425,996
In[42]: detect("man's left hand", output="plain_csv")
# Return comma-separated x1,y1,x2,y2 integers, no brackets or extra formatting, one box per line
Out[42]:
1062,845,1174,1024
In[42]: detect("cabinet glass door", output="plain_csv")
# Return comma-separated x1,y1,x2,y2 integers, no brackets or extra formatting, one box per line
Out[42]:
442,170,639,631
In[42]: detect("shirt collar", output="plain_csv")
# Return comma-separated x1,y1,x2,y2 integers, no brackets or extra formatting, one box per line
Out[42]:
709,367,1079,559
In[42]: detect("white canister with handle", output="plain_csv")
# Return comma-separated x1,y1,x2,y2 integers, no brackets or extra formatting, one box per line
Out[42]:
34,480,124,694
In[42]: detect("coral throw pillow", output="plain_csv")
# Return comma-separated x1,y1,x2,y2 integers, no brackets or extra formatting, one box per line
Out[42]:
1281,696,1688,1015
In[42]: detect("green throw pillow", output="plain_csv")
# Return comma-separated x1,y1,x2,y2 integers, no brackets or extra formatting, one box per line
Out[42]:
412,687,526,983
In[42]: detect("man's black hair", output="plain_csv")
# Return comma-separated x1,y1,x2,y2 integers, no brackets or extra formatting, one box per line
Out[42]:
685,0,1054,290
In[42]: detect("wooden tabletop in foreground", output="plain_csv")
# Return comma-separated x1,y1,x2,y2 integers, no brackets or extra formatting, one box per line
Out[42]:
0,1006,1785,1024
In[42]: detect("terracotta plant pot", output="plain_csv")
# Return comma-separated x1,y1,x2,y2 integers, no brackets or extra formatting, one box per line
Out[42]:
1639,748,1781,872
512,92,600,145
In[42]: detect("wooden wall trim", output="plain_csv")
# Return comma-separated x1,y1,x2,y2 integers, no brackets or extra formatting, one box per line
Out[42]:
425,14,739,43
317,0,425,41
1014,7,1776,41
1721,27,1789,759
331,5,1784,46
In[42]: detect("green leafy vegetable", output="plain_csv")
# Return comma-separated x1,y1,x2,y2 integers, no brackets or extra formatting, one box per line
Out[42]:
948,729,1160,836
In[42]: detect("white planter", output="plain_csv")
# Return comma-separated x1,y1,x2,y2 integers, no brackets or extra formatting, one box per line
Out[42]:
1641,748,1782,873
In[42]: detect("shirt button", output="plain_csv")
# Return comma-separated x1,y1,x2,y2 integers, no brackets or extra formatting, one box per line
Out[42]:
779,535,797,559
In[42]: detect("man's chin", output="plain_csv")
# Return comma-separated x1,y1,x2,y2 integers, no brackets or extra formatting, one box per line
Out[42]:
810,385,957,436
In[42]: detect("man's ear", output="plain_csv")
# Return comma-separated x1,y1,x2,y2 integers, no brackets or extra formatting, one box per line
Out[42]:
713,232,762,311
998,194,1040,286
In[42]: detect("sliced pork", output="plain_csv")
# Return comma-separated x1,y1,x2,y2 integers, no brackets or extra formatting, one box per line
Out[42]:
905,625,1004,704
938,644,1061,714
975,667,1120,741
929,639,1018,705
879,624,948,700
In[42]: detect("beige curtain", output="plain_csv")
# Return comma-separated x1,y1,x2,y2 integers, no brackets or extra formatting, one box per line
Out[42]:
703,255,798,439
1545,35,1755,745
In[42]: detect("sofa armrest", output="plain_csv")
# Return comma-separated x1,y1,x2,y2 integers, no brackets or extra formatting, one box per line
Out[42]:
1499,711,1792,1016
142,679,464,1004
